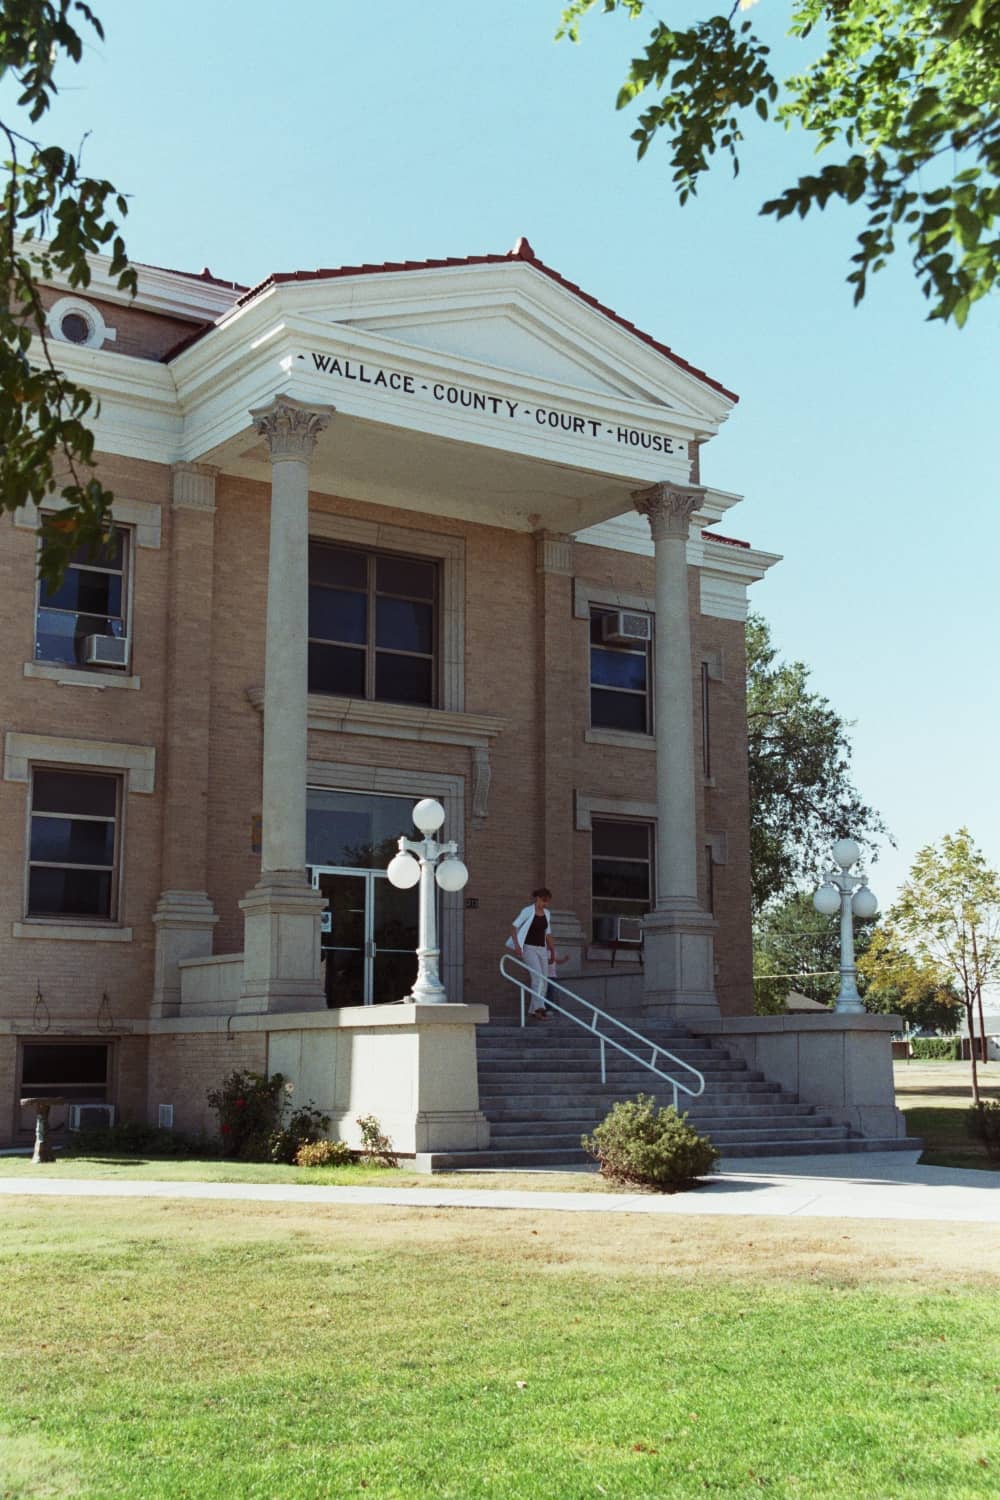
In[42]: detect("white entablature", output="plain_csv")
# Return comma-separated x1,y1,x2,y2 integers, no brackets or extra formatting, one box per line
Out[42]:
36,242,747,535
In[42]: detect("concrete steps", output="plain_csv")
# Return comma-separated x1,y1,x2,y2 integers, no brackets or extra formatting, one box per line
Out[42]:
423,1016,917,1171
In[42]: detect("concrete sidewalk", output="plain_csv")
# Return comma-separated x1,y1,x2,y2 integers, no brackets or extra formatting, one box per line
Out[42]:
2,1151,999,1224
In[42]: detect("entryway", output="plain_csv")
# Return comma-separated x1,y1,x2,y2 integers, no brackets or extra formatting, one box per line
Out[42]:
310,866,417,1007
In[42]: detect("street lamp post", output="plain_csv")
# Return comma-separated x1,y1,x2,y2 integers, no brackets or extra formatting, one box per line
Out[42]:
813,837,879,1014
386,798,469,1003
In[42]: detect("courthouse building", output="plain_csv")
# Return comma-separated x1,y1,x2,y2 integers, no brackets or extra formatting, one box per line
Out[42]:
2,237,902,1157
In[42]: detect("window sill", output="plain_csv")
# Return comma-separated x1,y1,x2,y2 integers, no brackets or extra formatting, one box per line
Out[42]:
586,944,643,965
246,686,506,748
13,921,133,943
584,728,655,751
24,662,140,691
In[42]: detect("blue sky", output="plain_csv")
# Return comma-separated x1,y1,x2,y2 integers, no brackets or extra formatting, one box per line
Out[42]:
12,0,1000,906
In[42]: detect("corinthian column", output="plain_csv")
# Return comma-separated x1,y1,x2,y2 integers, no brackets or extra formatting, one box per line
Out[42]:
632,482,719,1022
238,396,334,1013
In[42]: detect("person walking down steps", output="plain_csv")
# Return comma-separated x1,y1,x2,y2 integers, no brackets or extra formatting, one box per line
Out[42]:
508,887,559,1021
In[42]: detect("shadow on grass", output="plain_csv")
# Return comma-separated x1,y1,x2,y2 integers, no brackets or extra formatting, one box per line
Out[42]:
903,1106,1000,1174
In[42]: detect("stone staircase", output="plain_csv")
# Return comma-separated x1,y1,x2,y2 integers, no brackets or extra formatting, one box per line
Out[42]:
427,1015,918,1170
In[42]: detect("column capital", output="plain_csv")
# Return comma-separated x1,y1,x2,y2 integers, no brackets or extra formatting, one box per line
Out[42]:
250,396,335,462
171,462,218,512
632,481,706,542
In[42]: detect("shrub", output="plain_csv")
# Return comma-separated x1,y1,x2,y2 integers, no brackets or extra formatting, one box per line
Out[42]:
207,1069,287,1159
63,1121,201,1157
206,1069,331,1162
357,1114,398,1168
295,1138,355,1168
911,1037,960,1061
582,1094,719,1193
967,1101,1000,1158
269,1102,332,1165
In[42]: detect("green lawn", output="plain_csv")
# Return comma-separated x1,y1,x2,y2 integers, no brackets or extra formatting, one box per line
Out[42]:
0,1154,610,1191
0,1199,997,1500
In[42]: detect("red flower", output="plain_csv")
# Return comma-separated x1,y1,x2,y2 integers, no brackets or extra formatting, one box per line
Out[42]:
235,1098,246,1109
221,1124,231,1134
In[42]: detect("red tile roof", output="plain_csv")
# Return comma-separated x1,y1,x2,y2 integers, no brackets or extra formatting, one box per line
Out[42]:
223,237,738,403
702,531,750,549
137,259,248,291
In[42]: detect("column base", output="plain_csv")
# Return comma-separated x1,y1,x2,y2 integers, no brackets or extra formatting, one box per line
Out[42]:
239,872,326,1014
641,907,720,1024
546,907,587,976
152,890,219,1019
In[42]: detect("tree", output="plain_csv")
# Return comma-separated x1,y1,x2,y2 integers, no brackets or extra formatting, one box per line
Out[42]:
884,829,1000,1103
858,926,964,1033
746,612,887,912
1,0,134,585
558,0,1000,325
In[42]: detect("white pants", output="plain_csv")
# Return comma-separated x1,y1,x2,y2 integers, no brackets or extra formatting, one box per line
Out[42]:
522,945,549,1013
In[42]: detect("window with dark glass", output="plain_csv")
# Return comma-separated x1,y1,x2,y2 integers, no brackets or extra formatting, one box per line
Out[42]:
27,769,120,920
35,527,129,667
589,608,652,733
701,661,711,777
20,1042,109,1101
591,819,654,943
308,543,437,707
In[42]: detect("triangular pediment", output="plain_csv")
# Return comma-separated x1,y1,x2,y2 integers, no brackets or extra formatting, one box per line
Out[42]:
277,255,734,422
337,304,657,403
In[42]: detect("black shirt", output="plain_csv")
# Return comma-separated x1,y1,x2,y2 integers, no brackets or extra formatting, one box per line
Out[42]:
524,914,547,947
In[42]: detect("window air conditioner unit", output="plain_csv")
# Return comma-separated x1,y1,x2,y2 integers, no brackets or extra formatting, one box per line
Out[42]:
600,611,651,646
83,634,129,667
594,916,644,945
68,1103,116,1131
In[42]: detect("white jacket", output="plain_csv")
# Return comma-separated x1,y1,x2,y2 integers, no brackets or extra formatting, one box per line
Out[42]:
510,904,550,948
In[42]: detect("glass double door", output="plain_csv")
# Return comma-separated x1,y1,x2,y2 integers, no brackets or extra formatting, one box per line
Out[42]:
311,866,418,1008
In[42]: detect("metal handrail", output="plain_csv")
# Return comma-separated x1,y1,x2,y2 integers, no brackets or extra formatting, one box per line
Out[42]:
498,953,704,1110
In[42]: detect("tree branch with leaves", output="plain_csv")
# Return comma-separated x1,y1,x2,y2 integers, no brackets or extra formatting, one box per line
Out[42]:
558,0,1000,324
1,0,134,585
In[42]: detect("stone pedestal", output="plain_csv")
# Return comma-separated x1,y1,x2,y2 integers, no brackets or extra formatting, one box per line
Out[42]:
239,875,328,1014
260,1002,492,1160
152,891,219,1018
641,907,719,1025
696,1013,910,1139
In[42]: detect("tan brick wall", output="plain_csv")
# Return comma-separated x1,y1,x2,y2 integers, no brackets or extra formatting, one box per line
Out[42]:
0,455,172,1143
146,1031,267,1142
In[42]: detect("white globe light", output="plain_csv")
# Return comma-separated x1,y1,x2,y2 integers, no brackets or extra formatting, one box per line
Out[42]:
852,886,879,920
412,798,446,834
832,837,861,870
813,883,842,916
387,852,421,889
435,857,469,892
